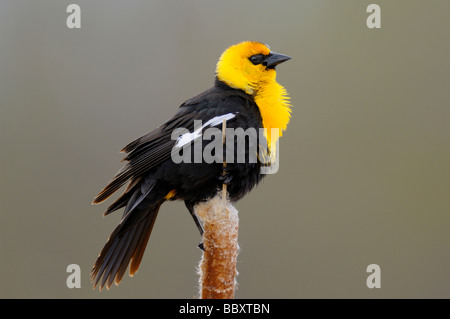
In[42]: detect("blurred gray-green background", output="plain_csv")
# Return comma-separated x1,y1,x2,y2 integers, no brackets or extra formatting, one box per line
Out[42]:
1,1,449,298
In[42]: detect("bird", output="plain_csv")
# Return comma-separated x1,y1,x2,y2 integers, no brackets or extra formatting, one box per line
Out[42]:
90,41,292,290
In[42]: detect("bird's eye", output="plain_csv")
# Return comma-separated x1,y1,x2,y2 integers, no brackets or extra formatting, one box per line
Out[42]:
249,54,265,65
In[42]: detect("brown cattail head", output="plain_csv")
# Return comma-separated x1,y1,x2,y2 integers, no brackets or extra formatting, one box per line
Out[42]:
196,193,239,299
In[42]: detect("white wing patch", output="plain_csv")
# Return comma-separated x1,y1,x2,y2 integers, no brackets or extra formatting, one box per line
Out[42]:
175,113,236,149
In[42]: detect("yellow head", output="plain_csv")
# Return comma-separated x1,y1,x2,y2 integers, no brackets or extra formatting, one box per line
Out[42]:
216,41,292,145
216,41,291,95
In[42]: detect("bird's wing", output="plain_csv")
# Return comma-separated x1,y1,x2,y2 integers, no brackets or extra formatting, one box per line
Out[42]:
92,87,242,206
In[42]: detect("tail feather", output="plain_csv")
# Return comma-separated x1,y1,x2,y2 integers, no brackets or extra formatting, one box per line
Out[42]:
129,214,155,275
103,190,133,216
103,177,143,216
91,204,161,290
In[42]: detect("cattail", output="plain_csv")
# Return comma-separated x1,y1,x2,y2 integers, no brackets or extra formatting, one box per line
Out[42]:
196,118,239,299
196,193,239,299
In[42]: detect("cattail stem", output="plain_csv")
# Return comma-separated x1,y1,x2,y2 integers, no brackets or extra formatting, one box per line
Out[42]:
221,118,227,202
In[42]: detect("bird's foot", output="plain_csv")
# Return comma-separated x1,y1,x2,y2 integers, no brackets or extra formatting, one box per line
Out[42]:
219,167,233,185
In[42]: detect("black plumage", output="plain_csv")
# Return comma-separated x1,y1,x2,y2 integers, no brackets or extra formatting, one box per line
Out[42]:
91,79,267,290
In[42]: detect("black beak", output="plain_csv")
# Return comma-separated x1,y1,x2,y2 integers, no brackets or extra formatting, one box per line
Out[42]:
264,52,291,69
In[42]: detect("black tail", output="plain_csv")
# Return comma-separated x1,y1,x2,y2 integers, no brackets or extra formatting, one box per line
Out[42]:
91,202,161,290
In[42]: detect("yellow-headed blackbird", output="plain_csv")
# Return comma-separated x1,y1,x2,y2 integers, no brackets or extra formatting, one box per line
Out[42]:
91,41,291,290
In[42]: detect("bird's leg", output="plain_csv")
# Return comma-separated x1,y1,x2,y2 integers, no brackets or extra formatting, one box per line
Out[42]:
185,201,205,251
188,205,204,237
